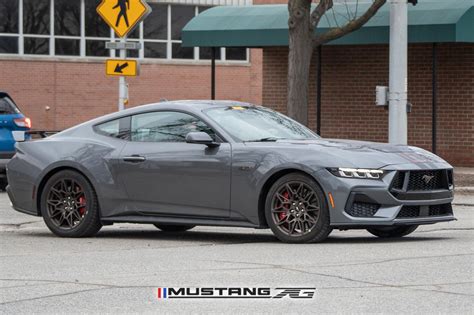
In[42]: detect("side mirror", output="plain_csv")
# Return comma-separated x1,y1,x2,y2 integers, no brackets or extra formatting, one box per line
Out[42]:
12,131,26,142
185,132,219,148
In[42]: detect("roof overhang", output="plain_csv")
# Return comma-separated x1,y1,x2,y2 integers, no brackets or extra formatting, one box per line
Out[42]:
182,0,474,47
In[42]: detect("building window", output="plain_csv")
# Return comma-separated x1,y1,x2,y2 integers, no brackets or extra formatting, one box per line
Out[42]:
0,0,249,62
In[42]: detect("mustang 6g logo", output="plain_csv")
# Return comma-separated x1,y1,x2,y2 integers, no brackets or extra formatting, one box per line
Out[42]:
157,287,316,299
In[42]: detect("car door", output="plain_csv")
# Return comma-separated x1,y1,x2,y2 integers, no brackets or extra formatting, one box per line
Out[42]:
118,110,232,218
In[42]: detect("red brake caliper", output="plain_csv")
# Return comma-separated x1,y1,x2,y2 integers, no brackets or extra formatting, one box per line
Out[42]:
278,191,289,221
78,196,86,216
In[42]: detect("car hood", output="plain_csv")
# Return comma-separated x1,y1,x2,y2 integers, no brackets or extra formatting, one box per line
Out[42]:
265,138,451,169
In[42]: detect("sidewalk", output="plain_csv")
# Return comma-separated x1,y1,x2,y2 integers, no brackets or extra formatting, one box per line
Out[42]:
454,167,474,195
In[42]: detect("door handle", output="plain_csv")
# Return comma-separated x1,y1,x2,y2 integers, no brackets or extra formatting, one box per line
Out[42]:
123,155,146,163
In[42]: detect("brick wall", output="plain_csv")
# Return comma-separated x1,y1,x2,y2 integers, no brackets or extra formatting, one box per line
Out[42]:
1,41,472,166
262,44,474,166
0,49,262,131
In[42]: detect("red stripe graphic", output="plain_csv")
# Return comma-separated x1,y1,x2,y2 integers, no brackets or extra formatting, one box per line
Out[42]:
157,288,162,299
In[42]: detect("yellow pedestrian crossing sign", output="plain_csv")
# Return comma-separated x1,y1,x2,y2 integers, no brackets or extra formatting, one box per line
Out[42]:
97,0,151,38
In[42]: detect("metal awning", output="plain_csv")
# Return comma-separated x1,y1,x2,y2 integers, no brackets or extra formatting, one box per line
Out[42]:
182,0,474,47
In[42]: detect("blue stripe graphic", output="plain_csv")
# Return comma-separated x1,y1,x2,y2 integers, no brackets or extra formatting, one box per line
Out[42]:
164,287,167,299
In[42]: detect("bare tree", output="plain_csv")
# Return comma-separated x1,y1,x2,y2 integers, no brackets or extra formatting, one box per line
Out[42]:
287,0,386,125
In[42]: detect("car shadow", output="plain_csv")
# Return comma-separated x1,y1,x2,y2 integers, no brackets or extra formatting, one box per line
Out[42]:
97,229,277,244
22,228,450,245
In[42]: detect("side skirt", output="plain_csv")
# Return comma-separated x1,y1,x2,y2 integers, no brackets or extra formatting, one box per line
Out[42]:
101,215,262,229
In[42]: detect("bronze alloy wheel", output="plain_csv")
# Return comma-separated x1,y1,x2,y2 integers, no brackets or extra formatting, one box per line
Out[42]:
41,170,102,237
265,173,331,243
46,178,88,229
271,181,321,236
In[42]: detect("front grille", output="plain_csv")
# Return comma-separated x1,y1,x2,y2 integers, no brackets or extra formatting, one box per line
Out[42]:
396,203,452,218
391,172,405,190
407,170,446,191
346,202,380,217
390,169,450,195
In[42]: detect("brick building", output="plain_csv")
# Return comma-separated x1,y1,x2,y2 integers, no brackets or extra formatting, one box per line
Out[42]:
0,0,260,130
1,0,473,166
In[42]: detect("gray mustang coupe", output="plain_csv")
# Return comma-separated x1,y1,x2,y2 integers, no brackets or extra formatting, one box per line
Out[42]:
6,101,455,243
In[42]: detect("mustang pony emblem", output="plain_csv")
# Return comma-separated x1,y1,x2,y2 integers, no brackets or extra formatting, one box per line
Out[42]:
422,174,435,184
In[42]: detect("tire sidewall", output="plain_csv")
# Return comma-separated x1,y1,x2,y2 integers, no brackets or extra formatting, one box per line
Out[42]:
41,170,99,237
265,173,331,243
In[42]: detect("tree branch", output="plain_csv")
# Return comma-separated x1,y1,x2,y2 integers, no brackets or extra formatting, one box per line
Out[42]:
313,0,386,47
310,0,333,28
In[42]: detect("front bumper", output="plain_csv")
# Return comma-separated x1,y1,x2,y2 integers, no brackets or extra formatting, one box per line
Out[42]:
315,167,455,227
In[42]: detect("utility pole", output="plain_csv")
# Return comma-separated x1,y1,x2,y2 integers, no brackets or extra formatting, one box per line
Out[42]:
118,36,128,111
388,0,408,144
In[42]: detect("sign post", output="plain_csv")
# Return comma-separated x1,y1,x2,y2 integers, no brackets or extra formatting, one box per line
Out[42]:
97,0,151,111
119,36,128,111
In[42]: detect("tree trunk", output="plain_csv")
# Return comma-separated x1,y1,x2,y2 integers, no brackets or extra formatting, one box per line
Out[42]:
287,0,313,126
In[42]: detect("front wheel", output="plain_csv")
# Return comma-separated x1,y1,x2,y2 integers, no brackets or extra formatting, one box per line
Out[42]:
153,224,195,232
265,173,331,243
367,225,418,238
41,170,102,237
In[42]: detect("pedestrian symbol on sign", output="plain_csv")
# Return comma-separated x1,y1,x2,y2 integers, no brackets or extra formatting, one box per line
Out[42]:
113,0,130,27
97,0,151,38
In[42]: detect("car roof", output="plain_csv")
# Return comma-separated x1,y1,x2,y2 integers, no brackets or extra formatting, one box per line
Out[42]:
95,100,256,122
127,100,255,112
55,100,258,136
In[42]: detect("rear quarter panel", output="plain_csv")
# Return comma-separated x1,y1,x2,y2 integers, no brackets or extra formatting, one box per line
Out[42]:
7,136,127,216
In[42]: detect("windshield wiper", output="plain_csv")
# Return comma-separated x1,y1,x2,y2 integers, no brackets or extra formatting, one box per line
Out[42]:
244,137,282,142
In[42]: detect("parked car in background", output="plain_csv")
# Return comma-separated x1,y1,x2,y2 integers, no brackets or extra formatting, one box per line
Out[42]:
0,92,31,190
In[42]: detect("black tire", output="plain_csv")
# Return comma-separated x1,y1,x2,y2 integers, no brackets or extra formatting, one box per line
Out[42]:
153,224,195,232
265,173,332,243
41,170,102,237
367,225,418,238
0,179,7,191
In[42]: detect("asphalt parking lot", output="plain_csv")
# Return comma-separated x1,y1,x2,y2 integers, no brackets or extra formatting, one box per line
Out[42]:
0,192,473,314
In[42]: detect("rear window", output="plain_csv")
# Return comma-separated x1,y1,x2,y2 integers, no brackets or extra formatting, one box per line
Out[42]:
94,117,130,140
0,96,20,115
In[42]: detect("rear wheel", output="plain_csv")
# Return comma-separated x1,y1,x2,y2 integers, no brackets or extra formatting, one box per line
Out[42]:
153,224,195,232
41,170,102,237
367,225,418,238
265,173,331,243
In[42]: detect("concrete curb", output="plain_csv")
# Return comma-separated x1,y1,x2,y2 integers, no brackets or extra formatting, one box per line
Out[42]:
455,187,474,194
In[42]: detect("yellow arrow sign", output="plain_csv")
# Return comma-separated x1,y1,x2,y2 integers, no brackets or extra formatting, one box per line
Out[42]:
106,59,139,77
97,0,151,38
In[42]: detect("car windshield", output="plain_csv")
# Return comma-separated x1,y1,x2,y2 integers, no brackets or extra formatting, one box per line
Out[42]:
204,106,319,142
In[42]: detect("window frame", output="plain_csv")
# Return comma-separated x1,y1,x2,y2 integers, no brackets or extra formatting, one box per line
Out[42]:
93,115,131,141
129,110,222,143
0,0,249,63
92,110,226,143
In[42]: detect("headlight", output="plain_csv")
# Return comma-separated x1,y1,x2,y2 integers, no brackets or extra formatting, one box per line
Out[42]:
328,168,385,179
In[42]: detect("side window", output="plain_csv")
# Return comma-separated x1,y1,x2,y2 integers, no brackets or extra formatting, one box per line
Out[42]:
0,97,20,115
94,117,129,139
131,111,216,143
